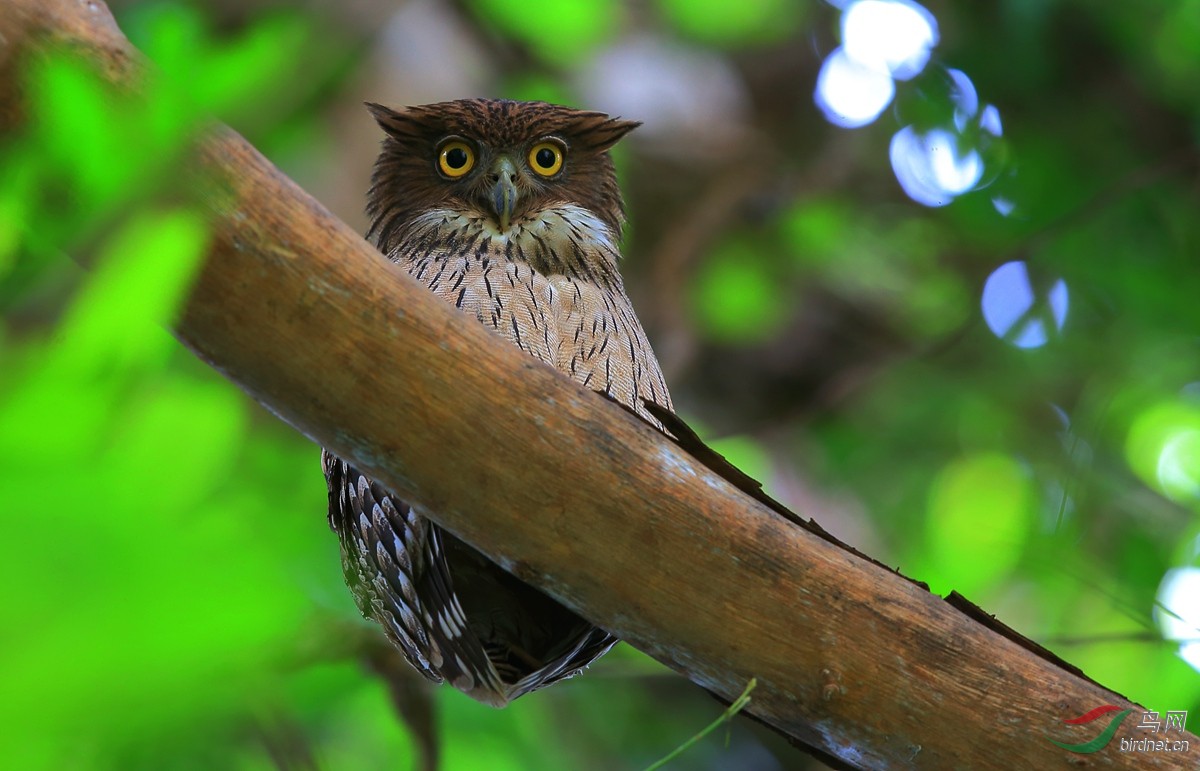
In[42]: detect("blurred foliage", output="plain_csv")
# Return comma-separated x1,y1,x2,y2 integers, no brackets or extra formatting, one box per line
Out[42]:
3,0,1199,769
655,0,805,47
466,0,620,65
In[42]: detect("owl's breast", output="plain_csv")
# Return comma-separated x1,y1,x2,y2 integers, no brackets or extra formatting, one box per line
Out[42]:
396,239,671,422
407,251,557,361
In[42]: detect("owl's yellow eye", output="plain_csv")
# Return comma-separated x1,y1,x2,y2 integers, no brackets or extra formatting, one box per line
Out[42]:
528,141,564,176
438,141,475,178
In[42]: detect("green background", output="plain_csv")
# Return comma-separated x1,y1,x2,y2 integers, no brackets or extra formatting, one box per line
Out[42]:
2,0,1197,768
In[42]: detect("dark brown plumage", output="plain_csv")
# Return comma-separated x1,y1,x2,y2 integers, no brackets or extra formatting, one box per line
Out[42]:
323,98,672,706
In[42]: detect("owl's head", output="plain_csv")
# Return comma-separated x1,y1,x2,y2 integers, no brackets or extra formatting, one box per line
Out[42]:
365,99,639,255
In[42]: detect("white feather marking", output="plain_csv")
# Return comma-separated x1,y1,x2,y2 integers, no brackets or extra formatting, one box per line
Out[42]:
438,611,461,639
448,595,469,628
404,204,617,255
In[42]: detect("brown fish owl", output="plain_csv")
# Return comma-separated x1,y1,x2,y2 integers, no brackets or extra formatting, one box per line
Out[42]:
322,99,673,706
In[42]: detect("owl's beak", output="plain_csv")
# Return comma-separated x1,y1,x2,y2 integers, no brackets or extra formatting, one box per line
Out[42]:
489,156,519,231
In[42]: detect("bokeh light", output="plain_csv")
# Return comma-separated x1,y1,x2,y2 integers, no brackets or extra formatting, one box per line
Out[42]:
926,453,1035,595
1126,400,1200,504
890,126,983,207
814,0,936,128
842,0,938,81
815,47,895,128
947,67,978,129
1157,430,1200,502
991,195,1016,216
978,103,1002,136
981,261,1069,348
814,1,1009,211
1155,566,1200,672
889,68,1006,207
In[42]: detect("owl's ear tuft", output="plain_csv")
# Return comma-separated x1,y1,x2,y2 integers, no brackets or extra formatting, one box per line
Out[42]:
366,102,423,141
568,114,641,152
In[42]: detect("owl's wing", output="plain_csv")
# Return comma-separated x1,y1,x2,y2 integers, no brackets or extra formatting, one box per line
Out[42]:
322,450,505,697
323,449,617,704
506,622,616,700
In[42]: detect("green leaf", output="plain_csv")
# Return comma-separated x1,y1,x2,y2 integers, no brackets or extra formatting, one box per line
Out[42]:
52,209,208,376
924,453,1035,596
501,74,573,106
707,434,772,487
33,56,131,206
0,209,207,465
196,15,312,115
1125,400,1200,505
0,154,38,276
468,0,621,64
690,239,788,342
656,0,805,47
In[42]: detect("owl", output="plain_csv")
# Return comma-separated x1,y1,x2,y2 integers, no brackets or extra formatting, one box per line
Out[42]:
322,98,672,706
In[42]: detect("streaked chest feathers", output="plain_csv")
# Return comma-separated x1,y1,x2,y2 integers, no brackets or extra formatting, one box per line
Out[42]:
383,203,670,421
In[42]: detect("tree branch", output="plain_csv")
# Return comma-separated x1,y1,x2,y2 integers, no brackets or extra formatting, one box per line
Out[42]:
2,2,1192,768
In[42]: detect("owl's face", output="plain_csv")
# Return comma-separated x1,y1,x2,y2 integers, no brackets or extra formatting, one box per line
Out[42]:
366,99,638,258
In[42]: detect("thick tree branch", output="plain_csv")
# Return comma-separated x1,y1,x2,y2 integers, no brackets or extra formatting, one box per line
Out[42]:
2,2,1192,768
